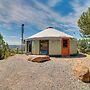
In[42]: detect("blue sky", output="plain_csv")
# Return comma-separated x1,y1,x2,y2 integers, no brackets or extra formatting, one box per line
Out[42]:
0,0,90,45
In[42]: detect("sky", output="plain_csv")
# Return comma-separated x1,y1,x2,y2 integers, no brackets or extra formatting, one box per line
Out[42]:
0,0,90,45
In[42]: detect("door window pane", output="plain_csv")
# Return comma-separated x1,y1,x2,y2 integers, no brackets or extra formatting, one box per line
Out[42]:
63,40,68,48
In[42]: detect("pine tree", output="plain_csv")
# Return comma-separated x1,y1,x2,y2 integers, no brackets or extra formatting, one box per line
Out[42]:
78,8,90,36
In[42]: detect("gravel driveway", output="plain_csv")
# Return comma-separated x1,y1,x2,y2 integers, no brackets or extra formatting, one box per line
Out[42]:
0,54,90,90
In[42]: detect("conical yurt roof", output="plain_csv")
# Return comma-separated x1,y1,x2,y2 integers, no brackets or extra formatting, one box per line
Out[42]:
26,27,74,40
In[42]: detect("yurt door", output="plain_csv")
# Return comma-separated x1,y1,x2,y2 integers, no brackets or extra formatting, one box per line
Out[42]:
62,38,70,56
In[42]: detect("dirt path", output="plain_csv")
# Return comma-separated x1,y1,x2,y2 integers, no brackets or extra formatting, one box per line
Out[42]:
0,54,90,90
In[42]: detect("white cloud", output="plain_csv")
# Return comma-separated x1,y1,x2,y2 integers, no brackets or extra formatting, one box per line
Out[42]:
0,0,76,29
0,0,90,44
4,35,20,45
0,0,89,29
70,0,90,24
47,0,62,7
5,40,20,45
4,36,17,38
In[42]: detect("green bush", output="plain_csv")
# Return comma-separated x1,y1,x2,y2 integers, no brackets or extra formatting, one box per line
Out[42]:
78,39,90,55
78,39,88,53
0,49,4,59
0,34,10,59
85,47,90,54
86,52,90,55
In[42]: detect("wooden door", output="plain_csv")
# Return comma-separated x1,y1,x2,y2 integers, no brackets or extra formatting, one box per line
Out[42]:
61,38,70,56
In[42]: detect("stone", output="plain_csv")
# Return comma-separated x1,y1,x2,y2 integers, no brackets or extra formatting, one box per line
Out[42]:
28,55,50,62
10,53,15,56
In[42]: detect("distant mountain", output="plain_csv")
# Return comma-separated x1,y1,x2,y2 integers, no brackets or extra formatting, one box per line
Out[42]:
9,45,21,49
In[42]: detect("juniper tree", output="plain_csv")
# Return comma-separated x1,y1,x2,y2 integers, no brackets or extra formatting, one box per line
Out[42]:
0,33,9,59
78,8,90,36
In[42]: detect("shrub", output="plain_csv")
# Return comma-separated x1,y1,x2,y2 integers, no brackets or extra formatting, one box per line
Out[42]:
0,34,10,59
78,39,90,55
78,39,88,53
85,48,90,55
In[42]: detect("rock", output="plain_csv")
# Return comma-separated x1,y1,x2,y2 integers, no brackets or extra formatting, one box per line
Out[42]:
28,55,50,62
10,53,15,56
73,62,90,83
28,57,32,61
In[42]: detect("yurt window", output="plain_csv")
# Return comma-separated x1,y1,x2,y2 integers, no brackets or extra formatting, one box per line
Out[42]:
40,40,49,55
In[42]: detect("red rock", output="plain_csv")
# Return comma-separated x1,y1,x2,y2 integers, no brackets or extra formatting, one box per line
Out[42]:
28,55,50,62
73,63,90,83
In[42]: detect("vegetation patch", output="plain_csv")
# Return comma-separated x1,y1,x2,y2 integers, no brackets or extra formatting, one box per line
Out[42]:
78,8,90,55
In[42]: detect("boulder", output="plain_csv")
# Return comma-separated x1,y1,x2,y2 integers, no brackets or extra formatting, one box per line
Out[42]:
73,62,90,83
28,55,50,62
10,53,15,56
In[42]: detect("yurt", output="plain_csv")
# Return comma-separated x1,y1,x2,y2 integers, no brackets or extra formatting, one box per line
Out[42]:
25,27,77,56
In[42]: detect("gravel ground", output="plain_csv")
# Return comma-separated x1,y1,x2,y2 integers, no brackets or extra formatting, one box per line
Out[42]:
0,54,90,90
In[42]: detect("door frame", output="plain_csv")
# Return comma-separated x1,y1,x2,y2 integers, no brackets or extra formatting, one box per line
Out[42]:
61,38,70,56
39,40,49,55
27,41,32,54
